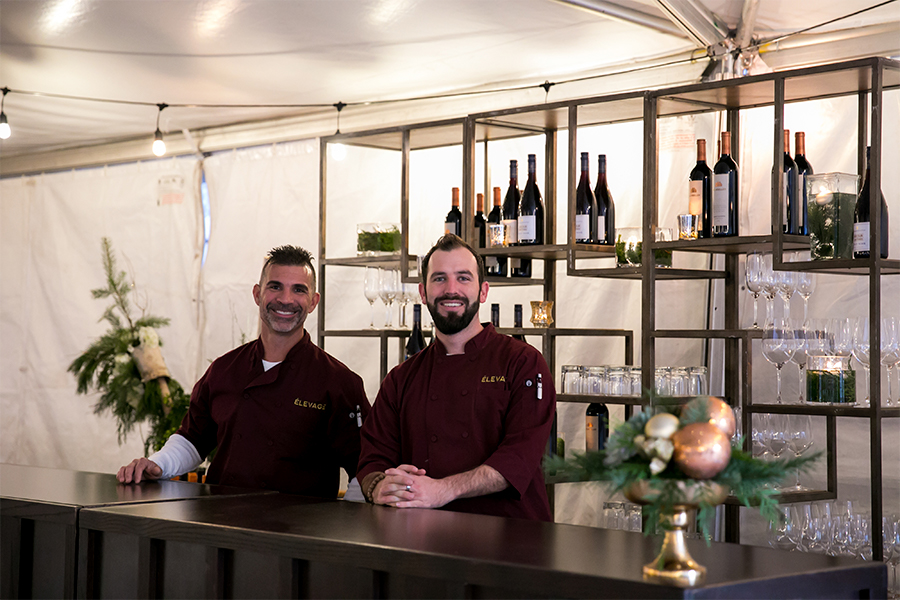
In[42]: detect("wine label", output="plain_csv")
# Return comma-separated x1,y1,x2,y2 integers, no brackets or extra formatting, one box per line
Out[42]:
575,214,590,241
713,174,730,228
501,219,518,244
444,221,459,235
597,216,606,243
853,222,870,253
688,181,702,215
585,416,599,452
517,215,536,242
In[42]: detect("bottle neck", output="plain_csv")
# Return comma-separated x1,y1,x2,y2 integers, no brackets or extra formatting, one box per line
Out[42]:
697,140,706,163
493,187,502,208
513,305,523,328
509,161,518,185
597,156,607,183
783,130,791,156
796,132,806,156
476,194,484,213
413,305,422,326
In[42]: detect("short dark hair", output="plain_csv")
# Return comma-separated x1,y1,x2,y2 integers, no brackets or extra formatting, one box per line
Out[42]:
421,234,485,287
260,245,316,289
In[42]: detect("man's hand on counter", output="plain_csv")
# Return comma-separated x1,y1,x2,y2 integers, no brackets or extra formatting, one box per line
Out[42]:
117,458,163,484
373,464,508,509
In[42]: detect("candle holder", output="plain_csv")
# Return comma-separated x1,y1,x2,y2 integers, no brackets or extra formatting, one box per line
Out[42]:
530,300,554,328
806,354,856,404
806,173,858,260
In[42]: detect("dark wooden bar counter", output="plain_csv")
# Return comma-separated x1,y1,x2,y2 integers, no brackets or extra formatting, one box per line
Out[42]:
78,492,886,599
0,463,273,598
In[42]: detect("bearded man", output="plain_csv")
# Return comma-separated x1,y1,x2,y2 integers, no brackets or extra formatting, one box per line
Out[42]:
118,245,369,498
357,234,556,521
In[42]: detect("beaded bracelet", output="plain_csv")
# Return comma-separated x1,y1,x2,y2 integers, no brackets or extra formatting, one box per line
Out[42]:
364,472,386,503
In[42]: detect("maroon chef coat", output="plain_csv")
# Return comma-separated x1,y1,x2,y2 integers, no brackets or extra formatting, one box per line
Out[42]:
176,331,369,497
358,324,556,521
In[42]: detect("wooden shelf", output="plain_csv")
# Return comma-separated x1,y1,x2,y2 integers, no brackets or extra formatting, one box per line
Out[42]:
654,234,810,255
747,403,900,418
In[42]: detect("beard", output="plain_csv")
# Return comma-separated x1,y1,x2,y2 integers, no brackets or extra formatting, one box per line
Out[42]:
260,301,306,334
426,294,480,335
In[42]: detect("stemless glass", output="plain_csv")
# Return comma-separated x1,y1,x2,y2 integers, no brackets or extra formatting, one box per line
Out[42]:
763,318,795,404
746,252,765,329
881,317,900,406
790,320,810,403
364,267,381,329
852,317,871,407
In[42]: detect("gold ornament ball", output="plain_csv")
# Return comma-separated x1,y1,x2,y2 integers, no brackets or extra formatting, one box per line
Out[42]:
645,412,680,439
685,396,736,439
672,423,731,479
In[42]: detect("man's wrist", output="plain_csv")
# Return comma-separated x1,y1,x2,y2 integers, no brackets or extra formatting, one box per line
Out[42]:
362,472,386,503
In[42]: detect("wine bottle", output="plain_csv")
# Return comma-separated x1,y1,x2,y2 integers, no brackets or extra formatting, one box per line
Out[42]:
854,146,890,259
689,139,712,238
444,187,462,236
515,154,542,276
512,304,526,342
585,403,609,451
575,152,595,243
405,304,426,360
794,132,813,236
594,155,615,245
474,192,487,248
776,130,799,234
486,186,507,277
712,131,739,237
503,160,523,275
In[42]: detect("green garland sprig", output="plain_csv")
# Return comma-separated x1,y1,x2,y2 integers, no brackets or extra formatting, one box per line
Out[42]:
68,238,189,454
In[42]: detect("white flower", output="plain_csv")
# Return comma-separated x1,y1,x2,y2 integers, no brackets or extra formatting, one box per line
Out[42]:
137,327,160,348
114,353,131,365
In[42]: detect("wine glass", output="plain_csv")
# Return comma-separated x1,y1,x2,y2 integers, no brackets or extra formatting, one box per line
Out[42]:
887,518,900,597
745,252,765,329
761,254,778,325
790,320,810,403
768,505,795,551
796,270,816,322
852,317,871,407
379,269,399,328
364,267,380,329
397,281,411,329
762,413,789,461
782,414,813,492
789,504,812,551
762,318,795,404
775,270,797,319
829,318,854,358
881,317,900,406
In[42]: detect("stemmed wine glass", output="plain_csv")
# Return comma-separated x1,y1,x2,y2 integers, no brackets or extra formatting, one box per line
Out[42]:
745,252,765,329
397,281,411,329
762,413,789,461
881,317,900,406
790,320,810,403
763,318,795,404
852,317,871,407
768,505,796,551
379,269,399,328
796,270,816,322
782,414,813,492
761,254,778,324
775,270,797,319
829,318,853,358
364,267,380,329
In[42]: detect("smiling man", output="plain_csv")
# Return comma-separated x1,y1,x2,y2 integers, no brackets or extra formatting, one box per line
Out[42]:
118,246,369,498
357,234,556,521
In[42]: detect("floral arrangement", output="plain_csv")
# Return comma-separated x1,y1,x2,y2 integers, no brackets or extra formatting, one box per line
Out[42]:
547,396,820,541
68,238,189,454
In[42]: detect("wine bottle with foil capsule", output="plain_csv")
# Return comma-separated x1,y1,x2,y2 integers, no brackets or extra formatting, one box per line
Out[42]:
712,131,739,237
405,304,426,360
503,160,524,276
514,154,542,277
689,139,712,238
486,187,507,276
444,187,462,236
776,130,799,234
474,192,487,248
594,155,615,245
853,146,890,259
794,132,813,236
575,152,595,243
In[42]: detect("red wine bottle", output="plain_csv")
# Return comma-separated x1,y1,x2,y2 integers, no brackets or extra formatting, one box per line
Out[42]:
689,139,712,238
594,155,615,245
491,303,500,327
474,192,487,248
575,152,595,243
444,187,462,236
515,154,542,277
486,186,507,277
712,131,739,237
512,304,526,342
854,146,890,259
794,132,813,236
776,130,799,234
585,403,609,451
503,160,523,275
405,304,426,360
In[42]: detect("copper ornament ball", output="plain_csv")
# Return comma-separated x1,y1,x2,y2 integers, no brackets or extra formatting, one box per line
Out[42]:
685,396,736,439
672,423,731,479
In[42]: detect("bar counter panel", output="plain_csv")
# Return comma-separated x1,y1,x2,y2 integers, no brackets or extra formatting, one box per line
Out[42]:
0,463,272,599
79,493,885,599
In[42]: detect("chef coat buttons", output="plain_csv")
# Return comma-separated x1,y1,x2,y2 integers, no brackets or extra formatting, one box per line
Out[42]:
431,394,438,401
267,440,274,447
462,431,469,439
243,393,250,399
461,390,468,396
431,435,438,443
237,434,243,440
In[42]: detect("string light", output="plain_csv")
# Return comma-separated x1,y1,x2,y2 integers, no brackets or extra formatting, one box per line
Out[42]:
0,88,10,140
152,103,167,156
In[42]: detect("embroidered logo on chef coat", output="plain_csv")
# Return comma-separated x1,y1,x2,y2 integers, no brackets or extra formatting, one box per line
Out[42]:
481,375,506,383
294,398,327,410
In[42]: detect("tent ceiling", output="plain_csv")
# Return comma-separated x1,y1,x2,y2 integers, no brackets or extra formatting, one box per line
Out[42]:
0,0,897,168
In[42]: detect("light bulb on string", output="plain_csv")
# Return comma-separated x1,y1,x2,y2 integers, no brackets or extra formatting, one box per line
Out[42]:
0,88,11,140
151,103,167,156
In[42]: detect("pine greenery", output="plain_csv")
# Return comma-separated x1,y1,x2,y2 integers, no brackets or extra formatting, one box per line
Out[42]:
68,238,189,454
